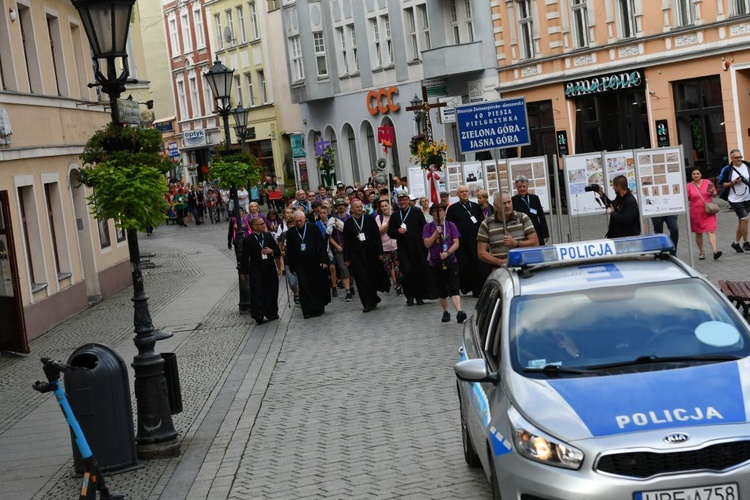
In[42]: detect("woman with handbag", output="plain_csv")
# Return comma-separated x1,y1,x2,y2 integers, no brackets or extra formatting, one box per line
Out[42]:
687,167,722,260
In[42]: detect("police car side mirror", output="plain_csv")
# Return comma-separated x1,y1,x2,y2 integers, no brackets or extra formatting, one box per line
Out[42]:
454,359,499,384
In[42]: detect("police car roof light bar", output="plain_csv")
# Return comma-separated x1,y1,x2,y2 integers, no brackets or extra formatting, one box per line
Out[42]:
507,235,674,268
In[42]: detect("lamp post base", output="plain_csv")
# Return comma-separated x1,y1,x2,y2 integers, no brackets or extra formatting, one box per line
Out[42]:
136,438,181,460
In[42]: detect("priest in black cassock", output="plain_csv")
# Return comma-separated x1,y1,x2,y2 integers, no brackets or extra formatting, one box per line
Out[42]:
512,175,549,245
446,185,487,297
343,199,389,312
285,211,330,318
240,217,281,324
387,189,437,306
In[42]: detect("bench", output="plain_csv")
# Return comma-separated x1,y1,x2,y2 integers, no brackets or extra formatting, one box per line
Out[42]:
718,280,750,319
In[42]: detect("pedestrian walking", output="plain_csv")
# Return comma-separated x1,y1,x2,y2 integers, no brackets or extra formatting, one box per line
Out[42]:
330,198,354,301
376,199,402,294
240,217,281,324
423,204,466,323
387,188,437,306
446,185,486,297
719,149,750,252
344,199,389,312
688,167,722,260
285,211,330,318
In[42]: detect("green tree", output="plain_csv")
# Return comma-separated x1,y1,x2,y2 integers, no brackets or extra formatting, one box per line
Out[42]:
78,123,170,231
207,150,261,191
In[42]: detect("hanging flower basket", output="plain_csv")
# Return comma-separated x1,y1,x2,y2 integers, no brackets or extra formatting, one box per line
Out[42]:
411,137,450,170
316,146,336,172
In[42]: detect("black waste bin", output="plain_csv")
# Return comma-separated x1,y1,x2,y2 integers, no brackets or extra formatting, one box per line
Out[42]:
161,352,183,415
65,343,138,474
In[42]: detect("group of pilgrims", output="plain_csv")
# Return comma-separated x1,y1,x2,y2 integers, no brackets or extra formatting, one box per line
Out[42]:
228,179,549,324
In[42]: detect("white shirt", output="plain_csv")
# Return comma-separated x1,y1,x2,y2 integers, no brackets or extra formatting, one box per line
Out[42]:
728,163,750,203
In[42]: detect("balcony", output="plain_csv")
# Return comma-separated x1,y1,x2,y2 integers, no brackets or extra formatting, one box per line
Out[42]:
421,42,485,80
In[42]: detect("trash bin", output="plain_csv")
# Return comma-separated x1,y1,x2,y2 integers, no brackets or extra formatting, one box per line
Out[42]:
65,343,138,474
161,352,183,415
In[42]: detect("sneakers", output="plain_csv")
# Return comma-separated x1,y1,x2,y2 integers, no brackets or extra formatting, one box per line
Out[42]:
345,291,353,302
732,242,744,253
744,242,750,251
456,310,467,323
331,288,338,298
714,251,723,260
441,311,451,322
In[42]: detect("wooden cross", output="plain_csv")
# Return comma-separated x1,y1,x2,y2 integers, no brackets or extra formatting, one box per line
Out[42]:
404,85,447,142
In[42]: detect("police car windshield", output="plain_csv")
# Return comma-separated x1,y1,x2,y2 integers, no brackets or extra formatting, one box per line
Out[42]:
509,279,750,376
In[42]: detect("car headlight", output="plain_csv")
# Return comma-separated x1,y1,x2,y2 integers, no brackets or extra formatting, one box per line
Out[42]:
508,407,584,470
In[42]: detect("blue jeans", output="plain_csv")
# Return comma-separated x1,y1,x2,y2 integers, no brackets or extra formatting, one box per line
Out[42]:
651,216,678,255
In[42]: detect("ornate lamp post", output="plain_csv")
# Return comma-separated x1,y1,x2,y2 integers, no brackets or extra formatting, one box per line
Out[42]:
232,103,250,144
72,0,179,458
204,60,252,313
410,94,425,136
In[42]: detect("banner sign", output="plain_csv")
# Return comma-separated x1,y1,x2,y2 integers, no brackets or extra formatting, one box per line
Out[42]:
183,129,206,148
656,120,670,148
167,142,179,158
455,98,530,154
556,130,569,156
564,68,645,98
291,134,306,158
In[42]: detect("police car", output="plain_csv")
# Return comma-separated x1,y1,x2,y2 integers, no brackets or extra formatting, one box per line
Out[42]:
455,235,750,500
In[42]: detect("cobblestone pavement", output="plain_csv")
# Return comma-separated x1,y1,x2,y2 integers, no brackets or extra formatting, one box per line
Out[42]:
1,203,748,499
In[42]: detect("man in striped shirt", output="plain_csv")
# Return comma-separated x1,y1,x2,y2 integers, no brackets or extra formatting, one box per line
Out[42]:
477,191,539,270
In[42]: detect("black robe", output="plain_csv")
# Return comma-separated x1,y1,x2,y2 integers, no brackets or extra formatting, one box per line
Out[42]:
285,222,331,317
239,231,281,322
446,200,487,296
387,207,437,300
512,193,549,242
343,214,389,309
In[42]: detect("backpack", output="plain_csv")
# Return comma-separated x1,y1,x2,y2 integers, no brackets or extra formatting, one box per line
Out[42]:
718,164,732,201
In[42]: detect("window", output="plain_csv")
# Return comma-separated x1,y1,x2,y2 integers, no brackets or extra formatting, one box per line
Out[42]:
47,14,66,97
70,23,87,98
571,0,589,48
735,0,750,15
18,5,42,94
676,0,695,26
370,18,382,67
116,226,126,243
249,2,260,40
313,32,328,77
383,15,393,65
245,73,255,106
350,24,360,72
98,219,111,249
234,75,242,105
418,5,431,50
214,14,223,50
189,74,200,118
194,6,206,48
267,0,280,11
44,183,69,278
258,70,267,103
203,73,214,113
181,9,192,52
169,15,180,56
336,27,349,75
619,0,636,38
465,0,475,42
236,6,247,43
18,186,47,286
518,0,535,59
370,15,392,68
450,0,460,44
289,35,304,82
177,79,187,119
226,10,236,47
405,9,418,61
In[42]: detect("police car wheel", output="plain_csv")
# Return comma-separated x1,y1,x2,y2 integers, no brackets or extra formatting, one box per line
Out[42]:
487,443,502,500
458,391,481,468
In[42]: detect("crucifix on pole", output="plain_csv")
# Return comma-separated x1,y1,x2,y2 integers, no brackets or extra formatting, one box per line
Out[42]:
405,85,448,142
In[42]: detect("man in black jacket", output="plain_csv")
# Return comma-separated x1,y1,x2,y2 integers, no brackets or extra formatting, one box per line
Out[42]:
512,176,549,245
240,217,281,324
597,175,641,238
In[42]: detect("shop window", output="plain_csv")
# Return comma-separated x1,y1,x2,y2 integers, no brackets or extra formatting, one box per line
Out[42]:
674,76,726,176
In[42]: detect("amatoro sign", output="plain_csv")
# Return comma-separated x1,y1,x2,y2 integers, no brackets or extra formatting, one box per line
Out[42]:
564,68,645,98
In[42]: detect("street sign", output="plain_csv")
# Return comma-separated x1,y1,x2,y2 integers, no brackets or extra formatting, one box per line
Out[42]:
556,130,569,156
656,119,670,147
167,142,179,158
455,97,530,154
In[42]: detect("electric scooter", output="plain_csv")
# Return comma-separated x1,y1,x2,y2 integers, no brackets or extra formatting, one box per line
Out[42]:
33,357,126,500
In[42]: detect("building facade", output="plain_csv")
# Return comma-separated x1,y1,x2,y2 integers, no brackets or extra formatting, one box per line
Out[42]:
493,0,750,177
280,0,499,189
0,0,147,350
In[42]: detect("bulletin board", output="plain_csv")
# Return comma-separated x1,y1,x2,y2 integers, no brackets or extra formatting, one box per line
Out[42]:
564,153,606,216
508,156,551,213
635,147,687,216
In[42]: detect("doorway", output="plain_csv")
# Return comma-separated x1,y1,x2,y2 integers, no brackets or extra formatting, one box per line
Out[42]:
0,191,29,353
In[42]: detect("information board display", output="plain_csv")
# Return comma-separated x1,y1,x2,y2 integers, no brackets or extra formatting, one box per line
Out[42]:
455,98,530,154
482,160,508,198
407,166,427,201
564,153,607,216
604,151,637,202
635,147,686,216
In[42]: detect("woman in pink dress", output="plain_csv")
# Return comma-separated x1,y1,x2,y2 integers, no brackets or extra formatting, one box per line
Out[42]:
687,167,721,260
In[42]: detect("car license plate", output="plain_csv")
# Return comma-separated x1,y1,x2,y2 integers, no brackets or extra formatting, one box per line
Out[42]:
634,483,738,500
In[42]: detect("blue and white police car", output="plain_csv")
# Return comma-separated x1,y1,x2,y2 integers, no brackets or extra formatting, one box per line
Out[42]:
455,235,750,500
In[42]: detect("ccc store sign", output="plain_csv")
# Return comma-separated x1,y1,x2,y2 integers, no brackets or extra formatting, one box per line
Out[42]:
366,87,400,115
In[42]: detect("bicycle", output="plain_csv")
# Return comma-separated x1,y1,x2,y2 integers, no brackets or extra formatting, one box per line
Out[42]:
32,357,125,500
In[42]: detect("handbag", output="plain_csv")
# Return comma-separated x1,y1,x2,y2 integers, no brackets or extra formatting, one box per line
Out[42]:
704,201,720,215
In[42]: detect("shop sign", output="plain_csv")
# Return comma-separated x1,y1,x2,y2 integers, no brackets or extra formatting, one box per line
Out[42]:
167,142,179,158
438,96,462,124
291,134,306,158
155,121,174,133
117,98,141,125
455,97,530,154
377,125,394,144
425,80,447,97
656,120,670,147
556,130,569,156
564,68,645,98
183,129,206,148
366,87,400,115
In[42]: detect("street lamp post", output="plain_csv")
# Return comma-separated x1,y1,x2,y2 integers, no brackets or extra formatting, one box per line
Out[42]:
410,94,425,136
72,0,179,459
204,60,251,313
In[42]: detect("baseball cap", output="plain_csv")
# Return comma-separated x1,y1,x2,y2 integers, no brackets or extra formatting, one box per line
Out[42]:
334,197,348,206
396,188,410,198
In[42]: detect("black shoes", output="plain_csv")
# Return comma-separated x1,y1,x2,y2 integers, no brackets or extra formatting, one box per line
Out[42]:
415,298,425,306
441,311,451,322
456,311,467,323
714,251,723,260
407,297,414,306
732,242,744,253
253,317,266,325
744,242,750,251
331,288,338,298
